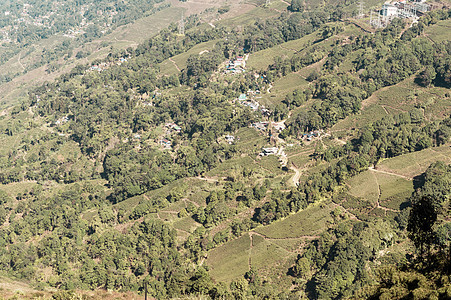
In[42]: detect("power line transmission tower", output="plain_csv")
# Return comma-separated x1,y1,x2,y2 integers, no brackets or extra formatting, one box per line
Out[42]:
358,1,365,18
178,13,184,35
370,10,382,28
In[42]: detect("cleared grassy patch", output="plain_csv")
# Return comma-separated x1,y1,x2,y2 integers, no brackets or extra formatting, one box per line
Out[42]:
101,6,185,46
247,31,319,70
377,145,451,178
373,172,412,211
0,182,38,198
207,234,251,282
232,127,268,154
424,19,451,43
159,39,220,75
172,216,201,233
250,234,294,271
257,155,285,175
375,173,412,202
217,7,279,27
206,156,259,178
269,238,302,252
254,201,334,238
259,73,310,107
347,170,379,204
331,104,388,132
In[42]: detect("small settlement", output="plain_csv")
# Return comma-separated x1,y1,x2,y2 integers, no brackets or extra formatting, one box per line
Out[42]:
237,92,270,117
88,57,129,72
225,54,249,74
157,122,182,149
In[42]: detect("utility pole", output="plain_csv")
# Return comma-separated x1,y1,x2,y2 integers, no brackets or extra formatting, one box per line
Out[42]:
178,12,184,35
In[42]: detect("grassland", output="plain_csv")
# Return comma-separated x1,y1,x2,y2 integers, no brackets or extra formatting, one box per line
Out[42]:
217,6,280,28
346,169,413,212
347,170,380,204
258,73,310,107
158,39,220,76
207,234,251,282
246,31,319,70
206,200,335,283
424,18,451,43
332,73,451,134
376,144,451,178
254,201,335,238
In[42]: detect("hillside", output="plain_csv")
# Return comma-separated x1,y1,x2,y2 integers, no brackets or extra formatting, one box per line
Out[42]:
0,0,450,299
0,0,255,108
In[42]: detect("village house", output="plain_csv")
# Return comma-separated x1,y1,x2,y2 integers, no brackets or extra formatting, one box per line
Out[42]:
271,121,286,132
302,130,323,141
225,135,235,144
252,122,268,131
165,123,182,133
260,147,278,156
159,138,172,149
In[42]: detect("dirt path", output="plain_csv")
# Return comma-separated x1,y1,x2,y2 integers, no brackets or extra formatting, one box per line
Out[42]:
114,37,139,47
372,172,401,213
250,231,319,241
18,53,25,71
183,198,200,207
248,233,253,270
334,138,346,145
368,166,412,180
381,105,389,115
195,176,219,183
267,83,273,93
331,202,364,222
289,163,301,187
169,57,181,72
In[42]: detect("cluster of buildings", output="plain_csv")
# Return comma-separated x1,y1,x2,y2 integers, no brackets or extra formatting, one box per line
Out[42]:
88,57,128,72
158,122,182,149
225,55,248,74
371,0,433,28
251,121,286,133
237,92,271,117
259,146,288,167
259,147,279,156
54,116,69,126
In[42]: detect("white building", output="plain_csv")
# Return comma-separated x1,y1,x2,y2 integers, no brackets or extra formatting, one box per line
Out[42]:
260,147,278,156
381,4,398,16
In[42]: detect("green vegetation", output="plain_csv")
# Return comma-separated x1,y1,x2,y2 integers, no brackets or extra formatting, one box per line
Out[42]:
0,0,450,298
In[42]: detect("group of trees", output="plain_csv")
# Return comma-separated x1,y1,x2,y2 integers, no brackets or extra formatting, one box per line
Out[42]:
264,11,451,136
0,1,449,298
361,161,450,299
28,4,365,201
254,112,449,225
292,219,395,299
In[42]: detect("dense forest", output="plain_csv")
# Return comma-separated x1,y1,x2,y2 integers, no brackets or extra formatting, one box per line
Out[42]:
0,0,449,299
